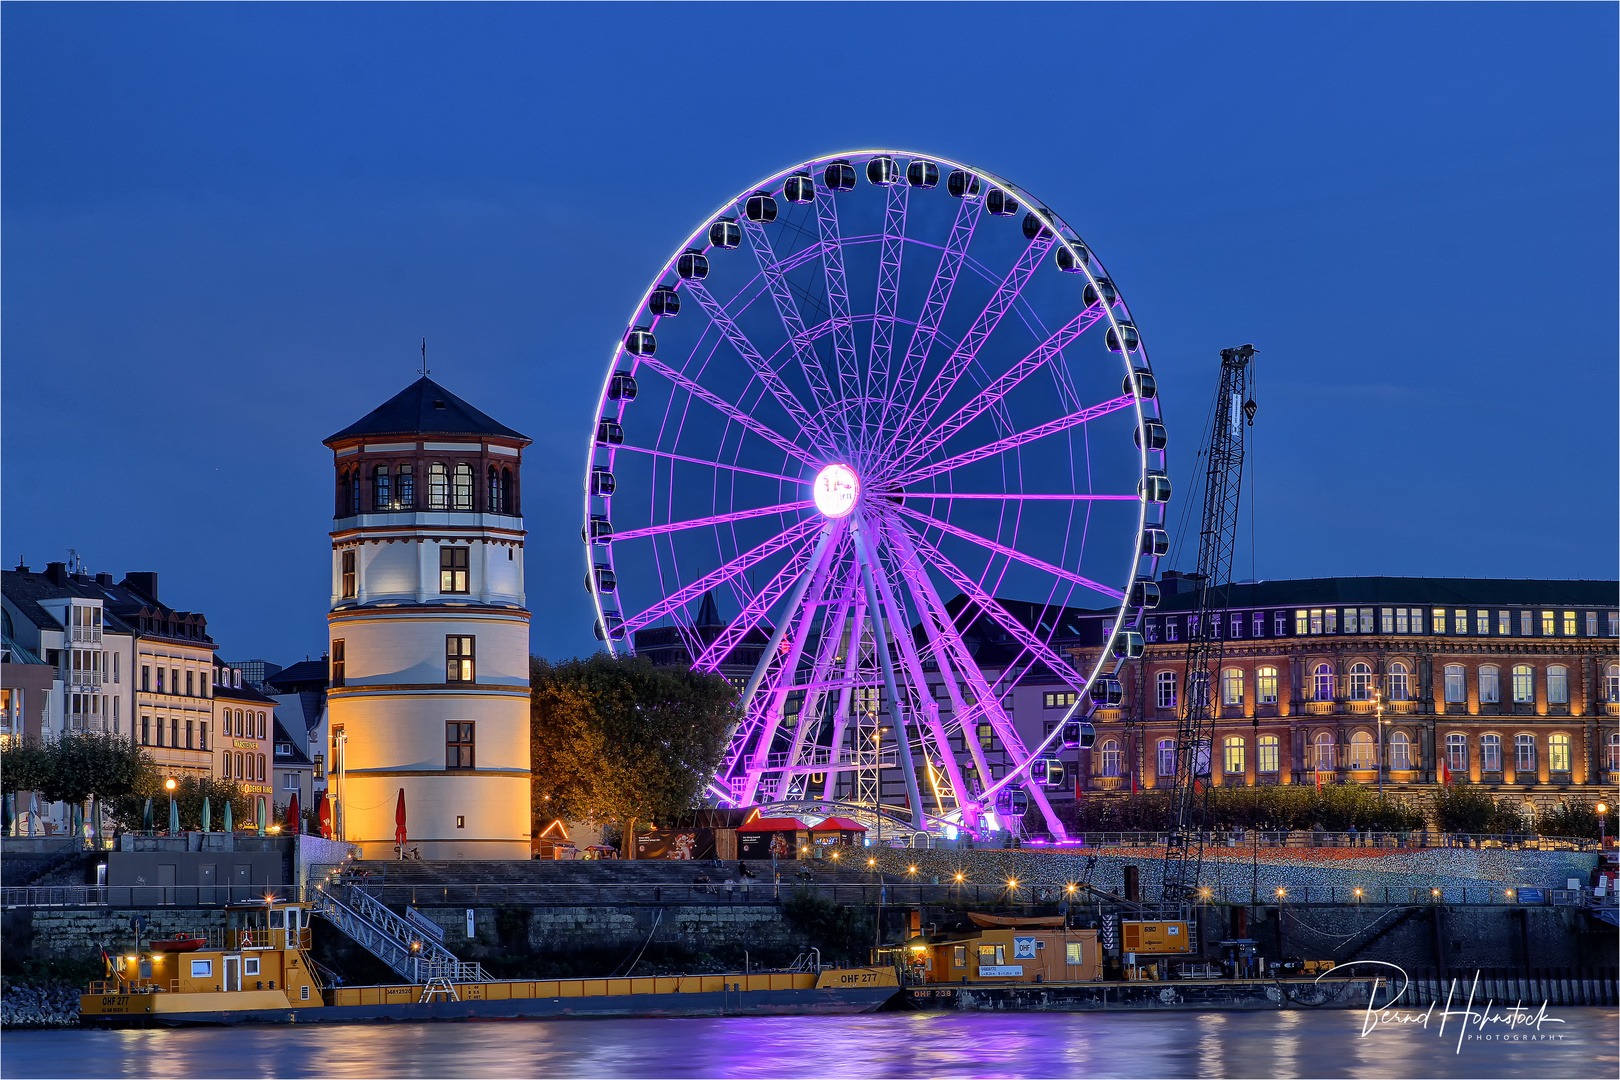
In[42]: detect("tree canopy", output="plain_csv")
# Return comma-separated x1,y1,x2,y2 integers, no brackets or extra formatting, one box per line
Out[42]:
530,653,735,842
2,733,155,806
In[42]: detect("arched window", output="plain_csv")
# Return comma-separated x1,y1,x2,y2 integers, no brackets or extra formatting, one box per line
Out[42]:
428,463,449,509
1156,671,1177,709
1221,668,1244,707
1514,734,1536,772
1157,738,1176,776
258,754,266,781
452,463,474,510
398,463,415,509
1257,735,1280,773
1389,730,1412,771
258,712,267,739
1313,732,1335,772
373,465,391,511
1443,665,1466,704
1445,733,1468,773
1386,662,1409,701
1098,740,1122,777
1223,736,1245,774
235,751,244,779
487,466,503,513
1312,664,1335,701
1256,667,1279,705
1347,662,1373,701
1480,734,1502,772
1478,665,1500,704
1547,666,1569,705
1349,730,1376,769
1548,733,1571,773
1607,663,1620,702
1511,665,1534,704
1607,731,1620,771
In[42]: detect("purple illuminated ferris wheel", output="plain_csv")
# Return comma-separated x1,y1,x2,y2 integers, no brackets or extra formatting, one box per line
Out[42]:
584,150,1168,839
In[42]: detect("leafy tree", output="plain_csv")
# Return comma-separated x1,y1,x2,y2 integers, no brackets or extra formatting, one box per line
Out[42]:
531,654,735,851
108,773,256,832
0,737,54,798
1534,800,1614,840
1430,784,1500,833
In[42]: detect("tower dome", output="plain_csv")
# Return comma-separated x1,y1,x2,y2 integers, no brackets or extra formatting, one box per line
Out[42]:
322,376,532,860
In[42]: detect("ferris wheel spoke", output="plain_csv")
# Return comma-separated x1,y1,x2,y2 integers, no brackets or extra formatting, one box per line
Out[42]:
685,280,837,457
809,188,863,444
739,218,850,450
888,395,1137,487
612,445,803,486
634,356,824,469
622,517,822,634
610,500,813,544
890,504,1125,600
893,304,1110,472
881,197,983,443
898,521,1088,689
864,182,910,458
693,522,835,674
888,234,1056,459
778,572,859,776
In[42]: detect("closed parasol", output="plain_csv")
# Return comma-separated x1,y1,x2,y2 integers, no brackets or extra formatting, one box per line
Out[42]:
394,787,407,857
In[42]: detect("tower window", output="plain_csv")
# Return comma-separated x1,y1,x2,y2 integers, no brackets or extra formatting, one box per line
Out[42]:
341,551,356,599
440,547,470,594
488,466,504,513
428,463,449,510
331,640,346,688
398,464,414,509
452,463,474,510
373,465,391,511
350,468,361,514
446,636,475,682
446,722,475,769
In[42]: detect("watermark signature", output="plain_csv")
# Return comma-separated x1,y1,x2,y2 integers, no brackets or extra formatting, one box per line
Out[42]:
1323,961,1566,1053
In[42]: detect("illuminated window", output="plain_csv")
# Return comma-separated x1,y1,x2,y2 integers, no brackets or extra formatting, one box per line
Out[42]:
1313,732,1335,772
452,464,474,510
1156,671,1177,709
1607,731,1620,772
1446,734,1467,773
1480,735,1501,772
373,465,391,511
1256,667,1279,705
1607,664,1620,703
1295,610,1308,635
428,463,449,510
398,464,414,508
1381,608,1393,634
1540,611,1554,636
1043,692,1077,709
1386,662,1409,701
1547,666,1568,705
1548,734,1571,773
1519,610,1532,636
1443,665,1466,704
440,547,470,594
1221,668,1244,706
1476,611,1490,635
977,724,994,750
1395,608,1410,634
341,551,356,600
954,946,967,968
1349,731,1376,769
1609,612,1619,637
1478,665,1499,704
1358,608,1373,633
1454,609,1467,634
446,722,475,769
1498,611,1511,635
1561,611,1576,637
1257,735,1279,774
446,636,476,683
1511,665,1534,704
1097,740,1122,777
1312,664,1334,701
1388,731,1411,771
1222,737,1245,774
1347,663,1373,701
1065,942,1084,966
1157,739,1176,776
1514,734,1536,773
1432,608,1446,634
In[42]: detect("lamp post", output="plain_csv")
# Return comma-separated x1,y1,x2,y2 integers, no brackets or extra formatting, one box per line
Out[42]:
1599,802,1609,851
1374,688,1385,800
164,778,177,836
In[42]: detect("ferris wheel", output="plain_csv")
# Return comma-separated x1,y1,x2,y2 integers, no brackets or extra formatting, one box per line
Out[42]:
583,150,1168,839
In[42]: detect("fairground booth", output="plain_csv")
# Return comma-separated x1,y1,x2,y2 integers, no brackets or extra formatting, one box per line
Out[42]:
809,816,867,848
735,817,810,860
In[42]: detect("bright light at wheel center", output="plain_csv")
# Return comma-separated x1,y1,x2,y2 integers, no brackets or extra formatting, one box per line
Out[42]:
813,463,859,518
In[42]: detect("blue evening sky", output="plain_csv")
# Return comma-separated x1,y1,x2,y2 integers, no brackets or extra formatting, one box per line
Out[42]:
4,3,1615,666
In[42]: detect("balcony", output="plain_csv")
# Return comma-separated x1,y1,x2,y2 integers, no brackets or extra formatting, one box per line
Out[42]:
1302,702,1333,715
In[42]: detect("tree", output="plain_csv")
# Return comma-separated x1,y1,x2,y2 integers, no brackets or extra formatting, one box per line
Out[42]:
531,654,735,849
0,737,54,799
4,734,157,838
108,773,256,832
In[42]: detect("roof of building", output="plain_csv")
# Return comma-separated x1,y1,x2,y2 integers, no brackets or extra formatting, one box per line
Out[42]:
324,376,530,445
265,659,329,690
2,633,45,665
271,717,314,767
214,681,279,706
2,566,213,647
1150,576,1620,612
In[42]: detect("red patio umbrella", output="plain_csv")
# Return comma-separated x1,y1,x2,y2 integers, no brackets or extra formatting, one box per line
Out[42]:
317,794,332,839
395,787,408,857
286,792,301,835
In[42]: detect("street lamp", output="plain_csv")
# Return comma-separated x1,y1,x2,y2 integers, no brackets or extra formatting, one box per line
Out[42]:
1598,802,1608,851
1374,688,1386,799
164,778,177,836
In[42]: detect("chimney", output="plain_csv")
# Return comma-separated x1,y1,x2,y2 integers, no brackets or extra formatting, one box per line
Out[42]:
44,562,69,586
13,563,29,574
122,572,158,600
95,573,113,587
1160,570,1206,597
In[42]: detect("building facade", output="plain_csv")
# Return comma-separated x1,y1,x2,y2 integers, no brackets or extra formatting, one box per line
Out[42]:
322,376,532,859
212,657,277,824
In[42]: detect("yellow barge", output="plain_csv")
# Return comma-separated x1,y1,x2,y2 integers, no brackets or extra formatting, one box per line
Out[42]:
80,900,898,1027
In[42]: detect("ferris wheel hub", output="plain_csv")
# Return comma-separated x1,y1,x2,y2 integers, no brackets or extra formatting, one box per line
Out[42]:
811,463,860,519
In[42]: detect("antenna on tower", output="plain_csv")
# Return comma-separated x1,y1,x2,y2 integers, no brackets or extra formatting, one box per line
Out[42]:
419,338,430,377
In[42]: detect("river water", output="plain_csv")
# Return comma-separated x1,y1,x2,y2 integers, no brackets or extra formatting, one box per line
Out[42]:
4,1008,1614,1078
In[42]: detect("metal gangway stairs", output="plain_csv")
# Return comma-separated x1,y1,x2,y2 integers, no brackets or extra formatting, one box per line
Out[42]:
311,885,491,984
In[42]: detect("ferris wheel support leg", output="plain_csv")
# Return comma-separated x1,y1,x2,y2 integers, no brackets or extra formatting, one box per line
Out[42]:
819,596,864,803
851,516,928,831
781,575,857,785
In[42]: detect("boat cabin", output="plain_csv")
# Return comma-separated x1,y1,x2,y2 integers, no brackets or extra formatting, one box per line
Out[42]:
887,921,1100,985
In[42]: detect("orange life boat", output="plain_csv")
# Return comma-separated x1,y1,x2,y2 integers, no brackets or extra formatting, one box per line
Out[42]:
149,935,206,953
967,913,1065,929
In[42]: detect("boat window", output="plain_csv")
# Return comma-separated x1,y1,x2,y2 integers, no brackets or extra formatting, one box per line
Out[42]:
244,958,261,976
190,959,212,978
953,946,966,968
269,910,285,929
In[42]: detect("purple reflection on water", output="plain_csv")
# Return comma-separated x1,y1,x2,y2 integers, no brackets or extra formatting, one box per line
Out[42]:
4,1009,1615,1079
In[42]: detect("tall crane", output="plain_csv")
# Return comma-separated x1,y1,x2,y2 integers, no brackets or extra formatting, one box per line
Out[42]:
1162,344,1257,906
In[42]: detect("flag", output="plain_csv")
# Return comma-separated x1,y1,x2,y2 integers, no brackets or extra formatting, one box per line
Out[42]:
1130,771,1138,795
1439,759,1452,786
1315,768,1323,791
